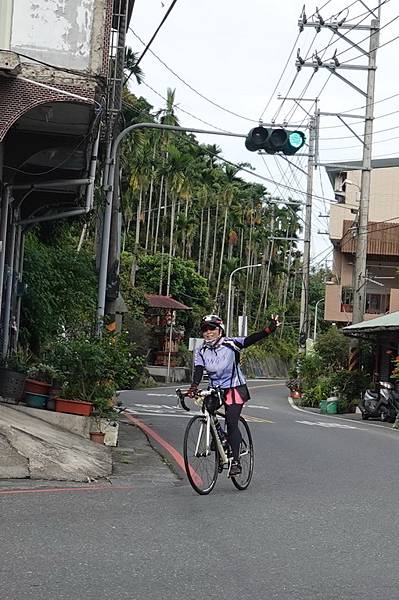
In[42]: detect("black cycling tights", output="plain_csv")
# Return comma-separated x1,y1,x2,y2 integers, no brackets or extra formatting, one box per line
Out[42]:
225,403,243,461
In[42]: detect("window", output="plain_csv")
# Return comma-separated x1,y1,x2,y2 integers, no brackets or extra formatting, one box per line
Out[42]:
365,293,390,315
341,287,353,312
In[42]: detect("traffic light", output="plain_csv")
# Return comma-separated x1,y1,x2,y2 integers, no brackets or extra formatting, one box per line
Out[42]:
245,126,306,155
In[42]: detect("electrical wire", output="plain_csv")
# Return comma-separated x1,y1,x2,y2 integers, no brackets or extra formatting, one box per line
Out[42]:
258,31,302,121
135,0,178,68
139,80,235,133
321,117,399,141
336,11,399,62
130,28,258,124
302,0,390,61
320,132,399,151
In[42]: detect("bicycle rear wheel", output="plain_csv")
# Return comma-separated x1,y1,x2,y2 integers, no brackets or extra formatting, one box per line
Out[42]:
183,415,219,495
231,416,254,491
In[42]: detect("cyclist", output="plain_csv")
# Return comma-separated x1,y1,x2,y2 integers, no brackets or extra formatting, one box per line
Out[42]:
188,313,280,476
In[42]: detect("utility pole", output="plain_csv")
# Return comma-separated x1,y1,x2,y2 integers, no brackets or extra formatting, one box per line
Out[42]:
299,110,316,349
270,95,319,349
351,17,380,326
297,3,382,366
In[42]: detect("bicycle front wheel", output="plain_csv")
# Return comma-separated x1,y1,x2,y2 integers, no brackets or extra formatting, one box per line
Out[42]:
183,415,219,495
231,416,254,491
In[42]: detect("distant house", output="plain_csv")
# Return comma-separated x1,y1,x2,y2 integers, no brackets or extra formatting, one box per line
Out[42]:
324,158,399,324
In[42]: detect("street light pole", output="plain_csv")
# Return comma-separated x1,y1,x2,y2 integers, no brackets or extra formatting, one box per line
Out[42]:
226,264,262,337
313,298,325,340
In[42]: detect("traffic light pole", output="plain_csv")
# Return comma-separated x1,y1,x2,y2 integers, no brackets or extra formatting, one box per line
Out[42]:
96,123,247,333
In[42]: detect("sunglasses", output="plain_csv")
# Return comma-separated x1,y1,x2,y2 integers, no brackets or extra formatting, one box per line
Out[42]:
201,325,218,332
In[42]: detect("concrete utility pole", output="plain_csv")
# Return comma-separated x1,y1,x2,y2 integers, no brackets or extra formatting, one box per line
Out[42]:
275,95,319,349
297,3,382,366
299,111,317,348
351,17,380,326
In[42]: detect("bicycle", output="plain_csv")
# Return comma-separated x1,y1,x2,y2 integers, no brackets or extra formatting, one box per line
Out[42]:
176,387,254,495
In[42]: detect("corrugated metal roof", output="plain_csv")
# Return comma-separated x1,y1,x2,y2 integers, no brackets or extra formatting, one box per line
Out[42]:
343,311,399,334
324,157,399,188
145,294,191,310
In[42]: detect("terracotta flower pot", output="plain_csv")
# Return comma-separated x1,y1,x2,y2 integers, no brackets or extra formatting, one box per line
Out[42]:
90,431,105,444
55,397,93,417
25,378,51,396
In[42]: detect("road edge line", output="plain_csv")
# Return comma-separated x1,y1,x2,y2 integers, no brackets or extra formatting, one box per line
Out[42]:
287,396,389,429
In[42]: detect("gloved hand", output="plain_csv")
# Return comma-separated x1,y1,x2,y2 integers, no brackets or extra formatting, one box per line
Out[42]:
187,383,198,398
265,313,280,333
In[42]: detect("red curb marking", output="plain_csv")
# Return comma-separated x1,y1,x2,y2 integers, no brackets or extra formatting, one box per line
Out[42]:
125,413,202,487
0,485,134,496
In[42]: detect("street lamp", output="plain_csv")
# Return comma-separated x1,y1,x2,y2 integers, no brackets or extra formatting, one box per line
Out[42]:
313,298,325,340
226,264,262,337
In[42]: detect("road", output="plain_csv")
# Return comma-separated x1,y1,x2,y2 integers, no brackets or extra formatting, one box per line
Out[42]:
2,380,399,599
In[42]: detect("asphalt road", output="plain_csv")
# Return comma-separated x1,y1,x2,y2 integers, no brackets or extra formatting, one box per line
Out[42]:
2,380,399,600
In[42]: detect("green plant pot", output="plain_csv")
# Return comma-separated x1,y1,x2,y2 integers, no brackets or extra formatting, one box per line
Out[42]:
320,399,327,413
327,399,338,414
25,392,48,409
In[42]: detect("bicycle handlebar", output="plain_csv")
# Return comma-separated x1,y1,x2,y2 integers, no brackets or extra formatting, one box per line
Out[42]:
176,388,191,412
176,387,221,412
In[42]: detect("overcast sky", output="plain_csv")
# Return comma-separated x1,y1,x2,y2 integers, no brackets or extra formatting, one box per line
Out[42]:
127,0,399,265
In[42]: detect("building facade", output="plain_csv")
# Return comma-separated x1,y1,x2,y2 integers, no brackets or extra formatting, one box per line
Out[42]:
324,158,399,325
0,0,133,354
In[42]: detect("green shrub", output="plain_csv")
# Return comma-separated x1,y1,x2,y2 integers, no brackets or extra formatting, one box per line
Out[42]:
314,327,350,371
45,330,144,411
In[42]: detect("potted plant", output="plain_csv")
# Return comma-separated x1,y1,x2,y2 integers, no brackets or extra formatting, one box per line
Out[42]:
0,348,31,403
286,378,301,399
46,328,143,423
89,392,120,444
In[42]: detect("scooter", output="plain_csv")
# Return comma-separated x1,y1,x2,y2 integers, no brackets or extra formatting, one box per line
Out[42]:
360,381,397,423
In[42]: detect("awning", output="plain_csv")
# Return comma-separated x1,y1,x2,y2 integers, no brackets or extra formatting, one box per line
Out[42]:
145,294,191,311
343,311,399,336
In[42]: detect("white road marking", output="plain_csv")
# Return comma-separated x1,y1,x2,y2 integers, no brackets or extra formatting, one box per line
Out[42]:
296,420,362,430
288,396,388,429
146,393,177,398
247,404,270,410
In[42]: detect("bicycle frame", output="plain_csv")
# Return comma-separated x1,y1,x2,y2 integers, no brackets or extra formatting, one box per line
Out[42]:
195,409,229,465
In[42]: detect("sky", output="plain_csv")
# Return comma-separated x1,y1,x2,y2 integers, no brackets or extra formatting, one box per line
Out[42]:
127,0,399,268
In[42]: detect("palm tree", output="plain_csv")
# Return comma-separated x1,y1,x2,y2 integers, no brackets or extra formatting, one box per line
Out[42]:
124,47,144,86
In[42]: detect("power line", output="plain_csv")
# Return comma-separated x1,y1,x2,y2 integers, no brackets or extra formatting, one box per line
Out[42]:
139,80,235,133
135,0,178,69
130,28,258,124
336,10,399,61
258,31,302,121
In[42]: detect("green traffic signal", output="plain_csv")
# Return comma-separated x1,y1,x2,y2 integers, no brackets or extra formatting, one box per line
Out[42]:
245,127,306,156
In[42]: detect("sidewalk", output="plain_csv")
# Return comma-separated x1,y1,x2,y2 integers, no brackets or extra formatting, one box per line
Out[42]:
110,418,180,486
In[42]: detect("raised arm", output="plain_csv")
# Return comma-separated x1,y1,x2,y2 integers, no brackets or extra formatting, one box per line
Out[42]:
243,314,280,348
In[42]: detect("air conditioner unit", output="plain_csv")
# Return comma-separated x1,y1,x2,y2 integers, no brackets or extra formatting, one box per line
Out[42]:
0,50,21,76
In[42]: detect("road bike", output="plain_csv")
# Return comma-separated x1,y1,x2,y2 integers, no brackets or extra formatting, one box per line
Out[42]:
176,387,254,495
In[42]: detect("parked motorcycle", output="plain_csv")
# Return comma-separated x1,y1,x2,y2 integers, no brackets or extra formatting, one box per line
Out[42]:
360,381,397,423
